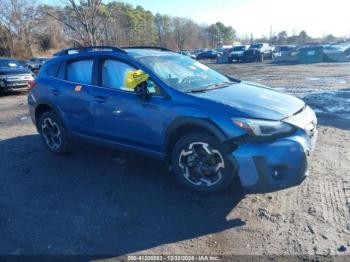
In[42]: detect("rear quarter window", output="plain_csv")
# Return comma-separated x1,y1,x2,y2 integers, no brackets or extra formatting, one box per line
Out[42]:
45,62,60,77
66,60,93,85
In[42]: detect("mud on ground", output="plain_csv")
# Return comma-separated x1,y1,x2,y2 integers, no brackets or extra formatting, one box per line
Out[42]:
0,62,349,257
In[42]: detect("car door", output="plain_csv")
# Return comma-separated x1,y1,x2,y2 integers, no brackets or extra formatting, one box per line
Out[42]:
48,57,96,135
89,57,165,154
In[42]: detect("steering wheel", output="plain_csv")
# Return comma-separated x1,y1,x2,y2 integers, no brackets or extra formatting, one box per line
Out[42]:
180,76,200,86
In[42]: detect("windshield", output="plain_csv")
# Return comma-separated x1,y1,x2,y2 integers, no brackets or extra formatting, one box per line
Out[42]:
233,46,246,51
0,59,20,68
250,44,263,49
137,54,231,92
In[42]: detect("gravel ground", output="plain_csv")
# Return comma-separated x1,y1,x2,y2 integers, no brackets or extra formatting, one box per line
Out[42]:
0,62,349,259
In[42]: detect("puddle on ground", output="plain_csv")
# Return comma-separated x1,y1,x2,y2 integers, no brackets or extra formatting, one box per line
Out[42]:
275,87,350,120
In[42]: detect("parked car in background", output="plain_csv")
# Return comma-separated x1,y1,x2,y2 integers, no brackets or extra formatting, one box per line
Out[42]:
28,46,317,193
274,45,297,57
27,57,50,71
228,45,250,63
178,51,196,59
0,58,34,94
15,59,30,68
196,49,221,60
216,47,233,55
272,45,299,63
323,44,350,62
242,43,273,62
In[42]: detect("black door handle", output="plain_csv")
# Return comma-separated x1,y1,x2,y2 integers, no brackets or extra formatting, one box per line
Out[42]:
94,95,107,103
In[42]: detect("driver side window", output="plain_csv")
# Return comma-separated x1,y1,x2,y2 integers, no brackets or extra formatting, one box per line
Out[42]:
102,60,135,91
101,59,160,95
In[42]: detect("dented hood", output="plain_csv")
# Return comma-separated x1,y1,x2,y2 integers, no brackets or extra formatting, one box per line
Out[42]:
192,81,305,120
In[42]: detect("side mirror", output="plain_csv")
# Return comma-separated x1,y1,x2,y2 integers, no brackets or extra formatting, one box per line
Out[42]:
134,82,151,101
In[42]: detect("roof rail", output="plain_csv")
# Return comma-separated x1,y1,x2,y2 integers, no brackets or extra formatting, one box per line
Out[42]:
53,46,127,56
122,46,173,52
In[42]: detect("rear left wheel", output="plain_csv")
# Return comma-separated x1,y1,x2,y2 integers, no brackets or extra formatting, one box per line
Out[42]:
171,133,236,193
38,111,73,154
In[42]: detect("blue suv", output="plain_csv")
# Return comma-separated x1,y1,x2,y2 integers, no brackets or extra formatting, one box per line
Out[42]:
28,46,317,193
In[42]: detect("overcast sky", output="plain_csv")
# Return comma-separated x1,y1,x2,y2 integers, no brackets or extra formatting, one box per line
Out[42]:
40,0,350,38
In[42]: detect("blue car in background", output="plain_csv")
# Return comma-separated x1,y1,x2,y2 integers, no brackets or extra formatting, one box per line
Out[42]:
28,46,317,193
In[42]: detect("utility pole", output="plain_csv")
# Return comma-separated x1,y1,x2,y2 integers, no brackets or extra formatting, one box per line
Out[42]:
270,25,273,45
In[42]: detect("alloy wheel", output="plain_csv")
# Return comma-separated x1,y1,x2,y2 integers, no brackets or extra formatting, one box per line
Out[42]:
41,117,62,150
178,142,225,187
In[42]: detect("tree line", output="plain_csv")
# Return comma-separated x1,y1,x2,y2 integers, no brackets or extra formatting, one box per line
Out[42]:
0,0,347,58
0,0,236,58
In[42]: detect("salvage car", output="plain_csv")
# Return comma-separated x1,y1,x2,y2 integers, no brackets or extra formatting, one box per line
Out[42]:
178,50,196,59
272,45,299,63
228,45,250,63
0,58,34,94
28,46,317,193
196,49,221,60
242,43,274,62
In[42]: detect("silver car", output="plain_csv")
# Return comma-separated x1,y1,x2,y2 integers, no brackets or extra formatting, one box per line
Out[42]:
0,58,34,94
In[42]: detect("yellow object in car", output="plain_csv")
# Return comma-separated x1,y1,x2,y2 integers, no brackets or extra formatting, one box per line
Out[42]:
124,69,149,90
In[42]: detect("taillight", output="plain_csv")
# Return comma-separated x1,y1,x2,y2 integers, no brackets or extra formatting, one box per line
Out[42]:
28,79,36,90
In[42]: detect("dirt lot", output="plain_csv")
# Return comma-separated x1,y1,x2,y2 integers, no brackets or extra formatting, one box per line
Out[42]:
0,62,350,259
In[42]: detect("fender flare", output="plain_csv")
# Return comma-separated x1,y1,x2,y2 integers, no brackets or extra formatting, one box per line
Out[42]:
164,116,229,154
34,100,68,130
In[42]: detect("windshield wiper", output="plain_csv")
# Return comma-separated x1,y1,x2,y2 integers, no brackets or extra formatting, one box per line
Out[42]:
186,81,232,93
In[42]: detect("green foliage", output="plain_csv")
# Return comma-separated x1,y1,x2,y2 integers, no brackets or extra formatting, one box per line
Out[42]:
206,22,236,47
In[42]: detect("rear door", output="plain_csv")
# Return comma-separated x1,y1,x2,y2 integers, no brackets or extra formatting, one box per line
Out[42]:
48,56,97,135
89,57,165,153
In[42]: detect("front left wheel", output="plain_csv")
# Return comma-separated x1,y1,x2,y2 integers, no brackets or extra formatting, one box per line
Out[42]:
38,111,73,154
171,133,237,193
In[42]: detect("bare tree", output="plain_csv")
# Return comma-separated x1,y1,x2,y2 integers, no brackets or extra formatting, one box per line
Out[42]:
42,0,104,46
63,0,102,45
0,0,40,57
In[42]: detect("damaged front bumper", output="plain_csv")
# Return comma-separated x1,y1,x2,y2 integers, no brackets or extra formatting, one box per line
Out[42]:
230,106,317,193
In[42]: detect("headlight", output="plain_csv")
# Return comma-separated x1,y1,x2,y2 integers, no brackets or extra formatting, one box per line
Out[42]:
232,118,295,137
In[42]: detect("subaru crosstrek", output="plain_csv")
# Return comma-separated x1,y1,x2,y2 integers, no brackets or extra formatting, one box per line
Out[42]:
28,46,318,193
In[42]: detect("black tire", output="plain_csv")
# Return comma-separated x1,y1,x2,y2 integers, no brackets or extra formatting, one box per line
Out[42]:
171,132,236,193
38,111,73,154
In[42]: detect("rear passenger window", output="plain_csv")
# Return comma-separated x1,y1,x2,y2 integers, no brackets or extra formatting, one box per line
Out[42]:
66,60,93,85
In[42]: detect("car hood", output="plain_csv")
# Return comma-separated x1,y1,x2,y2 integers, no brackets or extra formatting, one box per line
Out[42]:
192,81,305,120
0,67,31,75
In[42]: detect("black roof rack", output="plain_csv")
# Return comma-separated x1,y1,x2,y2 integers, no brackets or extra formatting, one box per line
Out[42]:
53,46,127,56
122,46,173,52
